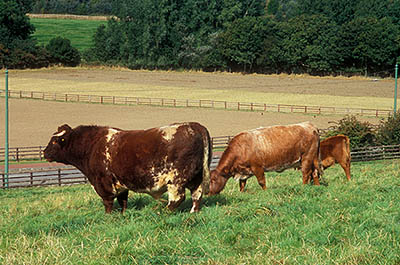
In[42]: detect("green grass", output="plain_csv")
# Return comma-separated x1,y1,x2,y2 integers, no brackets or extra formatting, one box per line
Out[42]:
1,160,400,264
31,18,106,53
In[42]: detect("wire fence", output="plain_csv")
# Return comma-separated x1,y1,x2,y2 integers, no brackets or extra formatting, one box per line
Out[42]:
0,89,393,117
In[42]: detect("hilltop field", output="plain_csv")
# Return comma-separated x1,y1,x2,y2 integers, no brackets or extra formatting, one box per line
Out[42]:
0,67,395,147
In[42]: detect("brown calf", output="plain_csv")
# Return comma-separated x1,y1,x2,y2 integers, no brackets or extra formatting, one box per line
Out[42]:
320,134,351,180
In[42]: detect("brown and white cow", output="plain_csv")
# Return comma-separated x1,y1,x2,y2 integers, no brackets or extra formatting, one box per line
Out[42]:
209,122,322,195
320,134,351,180
44,122,212,213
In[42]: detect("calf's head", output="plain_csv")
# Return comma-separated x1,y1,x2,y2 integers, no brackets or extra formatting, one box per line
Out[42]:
44,124,73,163
209,169,229,195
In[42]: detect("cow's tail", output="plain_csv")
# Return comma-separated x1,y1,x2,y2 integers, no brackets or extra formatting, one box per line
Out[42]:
201,128,212,195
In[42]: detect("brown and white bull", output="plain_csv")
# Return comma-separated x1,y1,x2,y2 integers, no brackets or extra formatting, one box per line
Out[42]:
320,134,351,180
44,122,212,213
209,122,322,195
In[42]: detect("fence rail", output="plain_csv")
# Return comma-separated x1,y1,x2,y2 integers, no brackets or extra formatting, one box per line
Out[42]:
0,89,392,117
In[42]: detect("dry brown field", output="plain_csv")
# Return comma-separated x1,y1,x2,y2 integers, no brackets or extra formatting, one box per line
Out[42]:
0,68,393,147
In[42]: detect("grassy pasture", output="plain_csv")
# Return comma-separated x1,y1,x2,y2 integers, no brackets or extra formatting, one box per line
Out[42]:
1,160,399,264
31,18,106,53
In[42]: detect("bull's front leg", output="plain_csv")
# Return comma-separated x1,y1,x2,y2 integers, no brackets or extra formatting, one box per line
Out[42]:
239,179,247,192
166,184,186,211
101,196,115,213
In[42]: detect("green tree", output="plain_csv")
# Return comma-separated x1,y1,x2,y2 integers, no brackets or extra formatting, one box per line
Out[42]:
218,16,266,71
340,17,400,75
46,36,80,66
279,14,342,74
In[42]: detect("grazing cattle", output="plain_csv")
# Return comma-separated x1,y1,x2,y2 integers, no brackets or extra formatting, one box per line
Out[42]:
44,122,212,213
209,122,322,195
320,134,351,180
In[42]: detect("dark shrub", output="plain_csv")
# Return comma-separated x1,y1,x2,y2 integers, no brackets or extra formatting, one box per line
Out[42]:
376,114,400,146
46,36,81,67
325,115,376,149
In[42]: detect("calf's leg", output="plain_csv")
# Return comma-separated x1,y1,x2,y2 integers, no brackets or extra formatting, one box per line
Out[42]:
339,159,351,180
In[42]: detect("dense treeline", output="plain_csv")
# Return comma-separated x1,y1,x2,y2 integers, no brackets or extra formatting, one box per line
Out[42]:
1,0,400,75
83,0,400,76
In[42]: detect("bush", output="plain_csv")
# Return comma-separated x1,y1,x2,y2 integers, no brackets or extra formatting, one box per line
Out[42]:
46,36,81,67
376,114,400,145
325,115,376,149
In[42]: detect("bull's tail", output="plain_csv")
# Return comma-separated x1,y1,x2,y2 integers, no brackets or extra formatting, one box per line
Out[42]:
201,128,212,195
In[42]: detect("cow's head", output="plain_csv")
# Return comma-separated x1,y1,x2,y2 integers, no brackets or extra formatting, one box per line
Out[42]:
209,169,229,195
44,124,73,163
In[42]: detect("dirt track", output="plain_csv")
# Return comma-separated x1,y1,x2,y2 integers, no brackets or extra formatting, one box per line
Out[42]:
0,98,381,147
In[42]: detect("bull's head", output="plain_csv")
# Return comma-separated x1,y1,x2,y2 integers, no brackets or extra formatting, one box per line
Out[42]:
208,169,229,195
44,124,73,163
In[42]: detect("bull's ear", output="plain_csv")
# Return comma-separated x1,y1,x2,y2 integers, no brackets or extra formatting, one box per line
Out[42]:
58,124,72,132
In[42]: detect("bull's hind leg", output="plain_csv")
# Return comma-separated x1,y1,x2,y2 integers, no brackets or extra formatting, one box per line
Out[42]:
167,184,186,211
116,190,129,213
189,184,203,213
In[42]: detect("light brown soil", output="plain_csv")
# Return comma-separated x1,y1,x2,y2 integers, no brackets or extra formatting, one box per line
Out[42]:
0,68,388,147
0,98,381,147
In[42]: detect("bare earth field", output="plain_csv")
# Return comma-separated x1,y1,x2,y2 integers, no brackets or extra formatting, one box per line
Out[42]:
0,68,391,147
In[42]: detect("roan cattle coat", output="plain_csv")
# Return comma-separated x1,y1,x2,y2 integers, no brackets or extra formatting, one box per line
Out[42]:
44,122,212,213
320,134,351,180
209,122,322,195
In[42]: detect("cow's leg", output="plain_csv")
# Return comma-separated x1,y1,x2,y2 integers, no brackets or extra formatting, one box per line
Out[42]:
167,184,186,211
339,160,351,180
116,190,129,213
301,161,313,184
189,184,203,213
252,166,266,190
239,179,247,192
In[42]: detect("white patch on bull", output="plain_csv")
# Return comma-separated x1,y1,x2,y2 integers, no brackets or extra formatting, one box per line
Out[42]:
167,184,183,205
159,124,180,141
53,130,66,137
137,162,179,199
104,128,119,170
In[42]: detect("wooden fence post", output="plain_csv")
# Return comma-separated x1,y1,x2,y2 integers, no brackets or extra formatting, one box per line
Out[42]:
58,169,62,186
30,172,33,186
16,148,19,162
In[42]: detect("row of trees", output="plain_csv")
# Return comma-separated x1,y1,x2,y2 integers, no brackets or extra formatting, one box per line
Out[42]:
1,0,400,75
84,0,400,76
